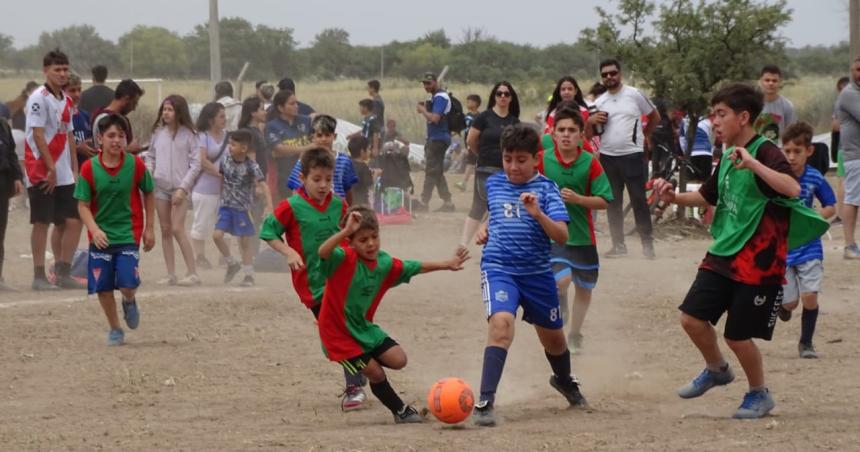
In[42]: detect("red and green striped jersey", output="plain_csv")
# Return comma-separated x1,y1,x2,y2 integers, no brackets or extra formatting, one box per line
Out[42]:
317,246,422,361
74,152,154,245
538,148,613,246
259,189,347,308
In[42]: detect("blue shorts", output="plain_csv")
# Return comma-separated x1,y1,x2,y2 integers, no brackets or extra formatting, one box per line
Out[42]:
215,207,255,237
481,269,563,329
551,244,599,290
88,244,141,295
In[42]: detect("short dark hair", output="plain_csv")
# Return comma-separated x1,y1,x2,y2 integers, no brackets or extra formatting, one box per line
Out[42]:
97,113,131,138
272,89,294,110
312,114,337,134
229,129,253,147
255,80,267,89
344,205,379,235
466,94,482,106
214,80,234,99
278,77,296,92
588,82,607,98
368,80,381,92
710,83,764,123
348,136,369,158
599,58,621,72
760,64,782,77
115,79,144,100
781,121,814,146
358,99,374,111
500,124,540,155
300,147,335,176
91,65,108,83
553,104,585,130
43,49,69,67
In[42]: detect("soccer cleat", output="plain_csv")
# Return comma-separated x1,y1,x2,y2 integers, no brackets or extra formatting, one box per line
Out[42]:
224,263,241,284
177,274,201,287
568,333,584,354
604,243,628,258
107,328,125,346
733,389,775,419
157,275,178,286
798,342,818,359
777,306,792,322
434,202,456,213
393,405,424,424
472,400,496,427
549,375,589,408
122,299,140,330
32,278,60,291
56,276,86,290
341,385,367,411
677,366,735,399
239,275,255,287
844,244,860,260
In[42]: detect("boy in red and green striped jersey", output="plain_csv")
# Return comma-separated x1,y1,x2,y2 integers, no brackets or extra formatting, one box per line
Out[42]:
75,114,155,346
538,107,613,352
258,147,369,410
317,206,469,424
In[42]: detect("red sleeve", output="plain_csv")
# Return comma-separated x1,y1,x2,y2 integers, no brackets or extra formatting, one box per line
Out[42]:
274,201,295,229
133,155,146,186
80,160,95,193
536,151,545,175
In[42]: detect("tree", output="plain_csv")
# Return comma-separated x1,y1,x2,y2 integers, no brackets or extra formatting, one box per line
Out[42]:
309,28,352,79
0,33,13,68
583,0,791,206
119,26,189,78
36,25,121,75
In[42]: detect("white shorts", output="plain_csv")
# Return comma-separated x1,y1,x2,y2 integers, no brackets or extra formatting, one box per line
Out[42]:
782,259,823,304
190,192,221,240
843,159,860,207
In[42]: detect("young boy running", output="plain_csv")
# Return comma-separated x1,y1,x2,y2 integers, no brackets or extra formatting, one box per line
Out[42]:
654,84,826,418
776,122,836,358
288,114,358,204
316,206,469,424
74,114,155,345
473,123,587,427
214,130,273,287
538,107,613,351
259,147,367,410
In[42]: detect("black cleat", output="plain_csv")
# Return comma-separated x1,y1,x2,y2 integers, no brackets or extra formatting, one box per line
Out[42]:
550,375,589,408
472,400,496,427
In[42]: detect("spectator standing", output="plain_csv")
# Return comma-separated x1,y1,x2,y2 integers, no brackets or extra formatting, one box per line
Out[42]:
79,65,114,115
755,65,797,142
92,79,144,153
215,81,241,132
416,72,455,212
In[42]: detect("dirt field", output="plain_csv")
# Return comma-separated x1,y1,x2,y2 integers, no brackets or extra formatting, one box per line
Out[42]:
1,177,859,452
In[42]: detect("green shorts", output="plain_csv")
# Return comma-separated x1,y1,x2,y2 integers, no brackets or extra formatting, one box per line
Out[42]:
838,149,845,177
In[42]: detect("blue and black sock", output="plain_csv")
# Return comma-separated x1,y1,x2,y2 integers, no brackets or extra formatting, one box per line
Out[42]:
479,346,508,405
800,307,819,346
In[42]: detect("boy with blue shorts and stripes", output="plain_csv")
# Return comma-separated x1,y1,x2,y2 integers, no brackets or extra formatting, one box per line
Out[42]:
473,124,587,427
75,114,155,346
214,130,273,286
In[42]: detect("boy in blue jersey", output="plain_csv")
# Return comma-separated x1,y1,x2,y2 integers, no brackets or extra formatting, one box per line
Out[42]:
777,122,836,358
287,114,358,204
472,124,587,427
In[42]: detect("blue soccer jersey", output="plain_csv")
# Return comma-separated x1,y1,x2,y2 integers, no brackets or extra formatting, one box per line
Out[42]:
787,165,836,266
481,172,569,275
288,152,358,199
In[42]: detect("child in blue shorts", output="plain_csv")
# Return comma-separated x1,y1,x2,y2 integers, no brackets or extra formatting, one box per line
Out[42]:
472,124,587,427
74,114,155,346
214,130,273,286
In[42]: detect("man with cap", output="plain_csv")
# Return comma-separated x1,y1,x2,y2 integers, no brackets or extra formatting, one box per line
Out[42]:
416,72,455,212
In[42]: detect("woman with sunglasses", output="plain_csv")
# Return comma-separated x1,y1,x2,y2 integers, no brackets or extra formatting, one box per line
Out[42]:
458,81,520,247
544,76,594,152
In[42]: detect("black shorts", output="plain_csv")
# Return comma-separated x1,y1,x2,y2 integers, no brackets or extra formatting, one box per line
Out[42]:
468,168,501,221
340,337,399,376
680,269,782,341
28,184,79,225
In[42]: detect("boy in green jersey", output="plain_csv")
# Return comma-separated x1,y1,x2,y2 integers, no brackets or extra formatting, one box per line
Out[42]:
537,106,613,351
75,114,155,346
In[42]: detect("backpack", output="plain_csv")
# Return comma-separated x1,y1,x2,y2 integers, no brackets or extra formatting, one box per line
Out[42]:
446,93,467,134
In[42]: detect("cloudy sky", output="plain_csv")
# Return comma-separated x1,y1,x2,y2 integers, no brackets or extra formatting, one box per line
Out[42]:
4,0,849,49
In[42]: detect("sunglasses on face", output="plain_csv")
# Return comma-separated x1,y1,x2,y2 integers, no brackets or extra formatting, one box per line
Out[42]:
601,70,619,79
495,91,511,98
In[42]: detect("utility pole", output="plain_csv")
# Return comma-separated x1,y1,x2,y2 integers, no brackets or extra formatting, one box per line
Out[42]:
852,0,860,61
209,0,222,85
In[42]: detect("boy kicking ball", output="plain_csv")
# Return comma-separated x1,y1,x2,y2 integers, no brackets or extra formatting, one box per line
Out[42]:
654,84,825,418
473,124,587,428
777,122,836,358
75,114,155,346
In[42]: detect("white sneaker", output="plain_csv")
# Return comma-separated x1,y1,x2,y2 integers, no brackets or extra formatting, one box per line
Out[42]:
844,244,860,260
157,275,178,286
176,274,201,287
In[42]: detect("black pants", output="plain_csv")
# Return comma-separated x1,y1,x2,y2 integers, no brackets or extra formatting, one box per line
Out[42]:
421,140,452,204
602,153,653,246
0,180,12,279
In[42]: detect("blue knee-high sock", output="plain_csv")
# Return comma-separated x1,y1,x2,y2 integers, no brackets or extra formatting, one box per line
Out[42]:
479,346,508,405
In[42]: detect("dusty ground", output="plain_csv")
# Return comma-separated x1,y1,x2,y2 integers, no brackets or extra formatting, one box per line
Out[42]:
1,175,859,452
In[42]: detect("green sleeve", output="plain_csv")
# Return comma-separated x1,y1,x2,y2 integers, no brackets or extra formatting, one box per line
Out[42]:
590,170,614,202
394,259,423,286
318,246,347,277
259,214,286,241
140,168,154,193
73,175,92,202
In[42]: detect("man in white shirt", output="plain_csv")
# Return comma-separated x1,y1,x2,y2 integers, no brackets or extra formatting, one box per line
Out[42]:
591,58,661,259
215,81,241,132
25,49,83,290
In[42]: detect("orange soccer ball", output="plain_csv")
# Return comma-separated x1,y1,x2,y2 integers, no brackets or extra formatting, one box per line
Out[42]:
427,378,475,424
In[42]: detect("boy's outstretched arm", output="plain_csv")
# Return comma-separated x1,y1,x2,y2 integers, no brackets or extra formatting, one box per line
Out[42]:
520,192,568,244
653,179,709,207
319,211,362,259
418,248,470,274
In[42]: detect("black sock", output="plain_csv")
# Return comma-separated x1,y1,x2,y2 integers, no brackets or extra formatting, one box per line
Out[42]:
479,346,508,405
34,265,46,280
800,307,819,346
545,349,574,386
370,378,405,414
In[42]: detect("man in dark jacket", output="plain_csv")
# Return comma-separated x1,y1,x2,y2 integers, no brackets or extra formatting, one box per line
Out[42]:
0,117,25,291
